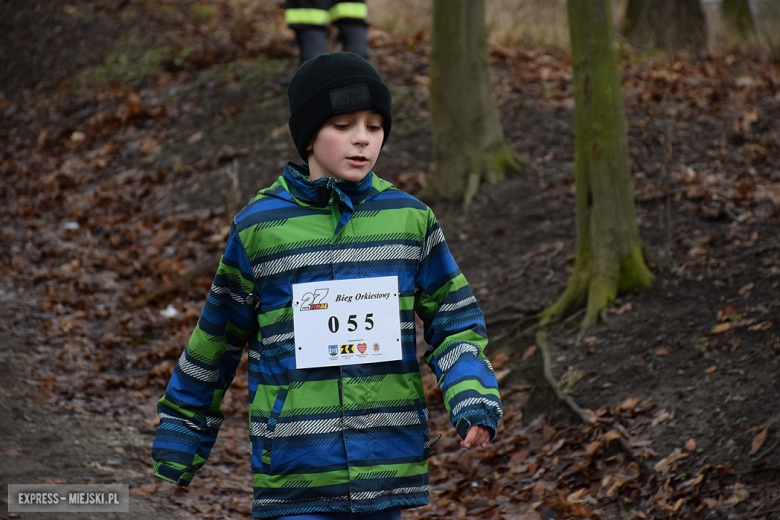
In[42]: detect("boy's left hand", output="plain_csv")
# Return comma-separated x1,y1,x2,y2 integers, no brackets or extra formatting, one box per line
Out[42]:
460,425,491,449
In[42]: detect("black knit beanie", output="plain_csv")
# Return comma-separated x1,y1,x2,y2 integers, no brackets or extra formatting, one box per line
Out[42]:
288,52,393,162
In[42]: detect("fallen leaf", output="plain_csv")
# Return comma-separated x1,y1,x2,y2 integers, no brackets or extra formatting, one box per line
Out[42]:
652,410,672,427
509,449,530,467
653,347,669,356
70,131,86,144
215,144,248,164
37,477,67,484
717,305,737,321
739,283,755,295
0,446,24,457
610,302,633,315
494,368,511,381
680,474,703,489
654,448,689,474
491,351,510,369
702,497,720,509
141,138,160,152
687,246,706,258
188,131,204,144
509,510,541,520
521,345,537,361
129,483,158,496
585,440,602,458
712,322,731,334
585,430,621,457
748,321,772,331
741,110,759,132
756,183,780,204
566,488,588,504
704,365,717,375
619,396,639,411
686,439,697,451
463,496,492,515
751,427,768,455
725,483,750,506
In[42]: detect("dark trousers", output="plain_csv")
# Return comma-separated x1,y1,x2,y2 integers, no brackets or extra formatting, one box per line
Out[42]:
285,0,367,27
284,0,368,62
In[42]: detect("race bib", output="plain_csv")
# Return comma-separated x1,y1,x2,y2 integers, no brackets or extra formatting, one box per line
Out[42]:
292,276,403,369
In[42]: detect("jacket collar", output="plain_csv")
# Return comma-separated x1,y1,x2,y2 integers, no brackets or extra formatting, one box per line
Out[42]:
283,162,373,211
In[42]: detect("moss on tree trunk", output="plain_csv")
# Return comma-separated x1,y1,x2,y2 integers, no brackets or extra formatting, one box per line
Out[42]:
721,0,756,42
622,0,708,50
541,0,654,331
422,0,522,210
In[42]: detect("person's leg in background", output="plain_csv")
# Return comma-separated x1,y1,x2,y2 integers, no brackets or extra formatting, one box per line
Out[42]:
285,0,330,63
279,0,370,85
279,0,329,85
330,1,368,58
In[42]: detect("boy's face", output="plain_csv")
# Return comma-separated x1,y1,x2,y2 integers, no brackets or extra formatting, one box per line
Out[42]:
306,109,384,183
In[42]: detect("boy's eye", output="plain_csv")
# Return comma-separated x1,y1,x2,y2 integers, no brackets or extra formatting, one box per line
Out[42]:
334,123,350,129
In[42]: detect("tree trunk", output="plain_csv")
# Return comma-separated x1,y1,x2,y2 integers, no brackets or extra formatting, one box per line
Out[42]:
622,0,708,50
541,0,654,331
721,0,756,41
422,0,521,210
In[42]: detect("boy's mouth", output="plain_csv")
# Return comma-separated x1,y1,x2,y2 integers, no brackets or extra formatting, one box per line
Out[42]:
346,155,369,166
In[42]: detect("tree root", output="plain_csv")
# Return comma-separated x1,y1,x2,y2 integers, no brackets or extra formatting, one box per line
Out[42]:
534,329,595,425
462,148,527,210
524,328,658,478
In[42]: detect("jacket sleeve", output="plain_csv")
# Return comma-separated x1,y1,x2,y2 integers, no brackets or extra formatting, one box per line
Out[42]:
151,223,258,486
413,208,503,440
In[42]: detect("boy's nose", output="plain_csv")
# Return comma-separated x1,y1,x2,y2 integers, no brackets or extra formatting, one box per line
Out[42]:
352,126,370,145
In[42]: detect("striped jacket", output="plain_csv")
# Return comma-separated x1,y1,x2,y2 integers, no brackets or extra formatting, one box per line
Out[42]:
152,163,503,518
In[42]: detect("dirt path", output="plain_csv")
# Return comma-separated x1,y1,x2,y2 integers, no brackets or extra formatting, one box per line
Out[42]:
0,294,181,520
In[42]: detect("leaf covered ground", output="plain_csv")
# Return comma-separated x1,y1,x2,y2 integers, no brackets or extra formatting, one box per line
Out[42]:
1,1,779,519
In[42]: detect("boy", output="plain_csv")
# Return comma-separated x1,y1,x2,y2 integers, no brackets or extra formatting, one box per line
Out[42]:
152,52,503,520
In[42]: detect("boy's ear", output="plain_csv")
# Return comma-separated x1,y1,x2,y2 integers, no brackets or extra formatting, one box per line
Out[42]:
306,135,316,152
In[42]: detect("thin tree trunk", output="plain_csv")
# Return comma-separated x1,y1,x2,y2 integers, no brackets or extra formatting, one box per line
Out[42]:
542,0,654,331
622,0,708,50
422,0,521,210
721,0,756,41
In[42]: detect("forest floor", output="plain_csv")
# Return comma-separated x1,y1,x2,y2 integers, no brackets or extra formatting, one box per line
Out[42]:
1,1,780,519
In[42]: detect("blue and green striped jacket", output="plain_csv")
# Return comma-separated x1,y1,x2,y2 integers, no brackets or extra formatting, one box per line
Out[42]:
152,163,503,518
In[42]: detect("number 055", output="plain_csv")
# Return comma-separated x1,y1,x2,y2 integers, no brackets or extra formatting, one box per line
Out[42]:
327,313,374,333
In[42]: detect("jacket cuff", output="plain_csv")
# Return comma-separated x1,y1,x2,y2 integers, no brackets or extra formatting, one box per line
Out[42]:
153,461,195,487
455,414,498,441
